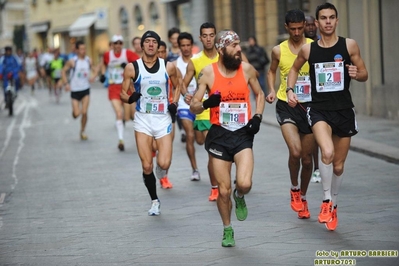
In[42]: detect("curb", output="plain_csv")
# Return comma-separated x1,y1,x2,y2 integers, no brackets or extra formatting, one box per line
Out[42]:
261,119,399,165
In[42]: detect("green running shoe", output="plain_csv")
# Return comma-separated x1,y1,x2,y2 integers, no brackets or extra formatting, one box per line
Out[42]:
233,189,248,221
222,226,235,247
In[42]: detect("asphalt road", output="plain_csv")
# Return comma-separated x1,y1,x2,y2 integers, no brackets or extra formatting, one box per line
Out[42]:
0,84,398,266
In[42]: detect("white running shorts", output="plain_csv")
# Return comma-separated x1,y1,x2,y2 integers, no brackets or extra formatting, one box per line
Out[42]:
134,112,172,139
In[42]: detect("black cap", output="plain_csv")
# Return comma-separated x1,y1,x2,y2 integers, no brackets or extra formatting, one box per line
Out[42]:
140,30,161,47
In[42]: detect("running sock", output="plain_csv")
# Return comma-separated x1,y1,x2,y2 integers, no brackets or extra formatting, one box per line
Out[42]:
291,185,300,191
301,195,306,201
319,161,333,201
331,172,343,206
224,224,232,229
212,185,218,189
143,172,158,200
115,120,124,141
235,189,244,198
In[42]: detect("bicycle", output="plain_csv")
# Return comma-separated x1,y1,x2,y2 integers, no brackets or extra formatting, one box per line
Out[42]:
2,73,16,116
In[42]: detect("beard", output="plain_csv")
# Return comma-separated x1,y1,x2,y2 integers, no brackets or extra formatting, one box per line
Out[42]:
222,49,241,71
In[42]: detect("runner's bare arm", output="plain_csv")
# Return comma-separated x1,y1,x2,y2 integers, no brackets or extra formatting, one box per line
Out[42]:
182,59,195,94
346,38,368,82
287,43,310,89
167,62,180,103
266,45,281,103
120,63,136,103
61,59,72,86
190,67,209,114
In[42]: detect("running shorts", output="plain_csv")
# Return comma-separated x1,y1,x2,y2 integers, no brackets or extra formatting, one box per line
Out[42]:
276,99,312,135
134,112,173,139
71,88,90,101
205,124,254,162
177,109,195,122
307,107,358,137
193,119,211,132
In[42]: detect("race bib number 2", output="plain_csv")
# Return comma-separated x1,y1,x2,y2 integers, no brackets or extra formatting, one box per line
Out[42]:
315,62,344,92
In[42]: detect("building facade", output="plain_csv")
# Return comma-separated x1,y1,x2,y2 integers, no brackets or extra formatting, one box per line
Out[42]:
24,0,399,120
0,0,27,51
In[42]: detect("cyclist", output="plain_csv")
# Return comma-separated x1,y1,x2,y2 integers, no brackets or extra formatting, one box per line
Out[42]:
0,46,22,103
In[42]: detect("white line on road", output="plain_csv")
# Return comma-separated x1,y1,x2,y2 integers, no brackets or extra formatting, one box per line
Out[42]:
11,98,34,190
0,99,27,160
0,193,5,204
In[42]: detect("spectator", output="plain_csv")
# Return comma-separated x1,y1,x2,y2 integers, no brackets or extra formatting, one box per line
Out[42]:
245,36,269,94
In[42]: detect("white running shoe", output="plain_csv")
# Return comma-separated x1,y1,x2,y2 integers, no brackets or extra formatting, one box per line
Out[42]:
155,165,167,179
148,200,161,216
311,169,321,183
190,169,200,181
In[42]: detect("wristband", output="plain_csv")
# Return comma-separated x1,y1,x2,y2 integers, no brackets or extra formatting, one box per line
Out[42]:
286,87,294,93
254,114,263,121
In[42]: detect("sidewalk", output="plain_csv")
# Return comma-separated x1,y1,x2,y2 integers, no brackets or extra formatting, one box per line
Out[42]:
261,101,399,165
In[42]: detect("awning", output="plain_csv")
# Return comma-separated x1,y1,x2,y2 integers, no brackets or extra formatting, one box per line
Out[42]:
52,26,70,33
30,21,50,33
69,13,96,37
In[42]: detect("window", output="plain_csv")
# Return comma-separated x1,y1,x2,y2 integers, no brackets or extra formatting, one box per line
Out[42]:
231,0,255,41
149,2,159,27
134,5,144,31
119,7,129,47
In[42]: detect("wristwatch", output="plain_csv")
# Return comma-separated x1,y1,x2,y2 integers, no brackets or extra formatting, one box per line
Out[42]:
254,114,263,121
286,87,294,93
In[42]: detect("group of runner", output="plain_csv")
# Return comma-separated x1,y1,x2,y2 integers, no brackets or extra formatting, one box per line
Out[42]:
5,2,367,248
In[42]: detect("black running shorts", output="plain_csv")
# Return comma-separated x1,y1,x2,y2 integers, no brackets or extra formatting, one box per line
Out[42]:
205,125,254,162
307,107,358,137
275,99,312,134
71,88,90,101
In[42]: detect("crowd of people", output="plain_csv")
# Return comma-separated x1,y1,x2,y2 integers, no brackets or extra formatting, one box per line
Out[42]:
0,2,368,248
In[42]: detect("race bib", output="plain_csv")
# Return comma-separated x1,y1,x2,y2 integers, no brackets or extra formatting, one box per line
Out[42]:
77,69,88,79
219,102,248,131
144,97,168,114
53,69,62,79
294,75,312,102
315,62,344,92
109,66,123,84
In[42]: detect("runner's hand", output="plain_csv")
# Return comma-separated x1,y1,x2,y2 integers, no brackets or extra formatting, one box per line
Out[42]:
287,90,298,108
128,92,142,104
203,93,221,109
168,102,178,118
245,115,261,135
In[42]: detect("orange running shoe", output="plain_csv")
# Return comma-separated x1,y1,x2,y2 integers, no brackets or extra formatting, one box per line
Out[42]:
325,206,338,231
160,176,173,189
290,189,303,212
298,199,311,219
318,200,333,223
208,188,219,201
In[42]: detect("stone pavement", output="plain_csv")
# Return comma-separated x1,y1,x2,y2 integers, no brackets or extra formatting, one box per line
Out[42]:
0,84,398,266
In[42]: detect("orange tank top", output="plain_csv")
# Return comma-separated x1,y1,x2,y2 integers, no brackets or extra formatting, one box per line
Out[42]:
209,63,251,130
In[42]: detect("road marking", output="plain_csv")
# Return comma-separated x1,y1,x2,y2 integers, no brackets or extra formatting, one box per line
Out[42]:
11,98,32,190
0,193,5,204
